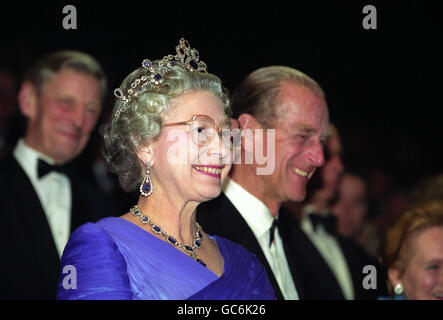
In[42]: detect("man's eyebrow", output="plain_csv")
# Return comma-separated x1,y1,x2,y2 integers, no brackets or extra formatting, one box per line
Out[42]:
294,124,316,133
292,124,331,140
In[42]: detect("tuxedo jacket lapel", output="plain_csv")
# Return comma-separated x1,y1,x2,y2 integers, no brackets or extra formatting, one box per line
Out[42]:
2,156,59,258
276,210,308,299
0,156,59,299
197,193,285,300
279,209,345,299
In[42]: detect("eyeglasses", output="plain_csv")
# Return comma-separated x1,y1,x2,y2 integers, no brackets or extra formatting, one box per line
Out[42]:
163,114,241,149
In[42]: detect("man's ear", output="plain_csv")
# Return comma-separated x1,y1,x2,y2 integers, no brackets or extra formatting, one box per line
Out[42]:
238,113,260,130
18,82,38,119
238,113,260,154
136,145,155,167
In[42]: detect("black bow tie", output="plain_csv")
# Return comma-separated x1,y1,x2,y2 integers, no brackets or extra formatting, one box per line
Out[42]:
38,159,68,178
269,218,278,247
308,213,337,235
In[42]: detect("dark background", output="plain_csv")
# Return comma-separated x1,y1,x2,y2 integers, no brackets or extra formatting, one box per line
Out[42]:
1,1,442,194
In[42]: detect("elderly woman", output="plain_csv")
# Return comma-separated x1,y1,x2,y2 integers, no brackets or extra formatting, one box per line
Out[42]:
57,39,275,300
381,200,443,300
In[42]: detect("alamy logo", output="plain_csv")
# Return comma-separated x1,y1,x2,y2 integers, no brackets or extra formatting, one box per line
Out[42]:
362,265,377,290
62,265,77,290
62,5,77,30
165,128,276,175
362,5,377,30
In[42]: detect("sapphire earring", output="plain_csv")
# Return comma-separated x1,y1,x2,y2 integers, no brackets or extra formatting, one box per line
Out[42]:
139,161,153,197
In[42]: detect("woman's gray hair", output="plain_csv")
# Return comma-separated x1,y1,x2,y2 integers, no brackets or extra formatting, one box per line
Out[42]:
103,61,230,192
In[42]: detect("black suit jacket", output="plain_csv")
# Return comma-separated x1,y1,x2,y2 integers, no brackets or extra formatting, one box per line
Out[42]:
278,210,387,300
197,193,307,300
0,155,121,299
197,193,386,300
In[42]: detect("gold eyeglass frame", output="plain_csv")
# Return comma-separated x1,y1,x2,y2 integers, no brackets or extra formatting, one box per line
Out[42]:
163,114,240,148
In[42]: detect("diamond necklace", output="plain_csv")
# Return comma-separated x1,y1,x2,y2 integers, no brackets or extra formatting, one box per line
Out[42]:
130,205,206,267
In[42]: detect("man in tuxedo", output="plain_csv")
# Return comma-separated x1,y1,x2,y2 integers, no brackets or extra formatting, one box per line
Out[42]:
0,51,121,299
197,66,330,299
283,124,386,299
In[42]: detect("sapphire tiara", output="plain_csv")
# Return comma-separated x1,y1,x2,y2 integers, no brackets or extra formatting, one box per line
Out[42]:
113,38,208,118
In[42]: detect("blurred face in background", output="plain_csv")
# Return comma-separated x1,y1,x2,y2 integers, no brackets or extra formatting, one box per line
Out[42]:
331,173,368,238
320,124,344,200
20,68,102,163
305,123,343,205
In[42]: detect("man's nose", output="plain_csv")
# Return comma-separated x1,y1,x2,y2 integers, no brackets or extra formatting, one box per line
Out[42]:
307,140,325,167
71,104,86,128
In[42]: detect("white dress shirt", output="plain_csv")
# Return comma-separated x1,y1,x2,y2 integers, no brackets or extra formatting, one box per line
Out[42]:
301,205,354,300
13,139,72,258
223,178,299,300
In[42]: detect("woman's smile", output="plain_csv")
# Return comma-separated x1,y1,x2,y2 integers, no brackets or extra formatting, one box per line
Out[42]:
192,164,224,178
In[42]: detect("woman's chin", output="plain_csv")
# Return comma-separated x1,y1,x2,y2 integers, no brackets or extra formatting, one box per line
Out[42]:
195,187,222,203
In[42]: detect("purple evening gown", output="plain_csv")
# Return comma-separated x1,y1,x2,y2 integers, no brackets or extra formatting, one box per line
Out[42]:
56,217,275,300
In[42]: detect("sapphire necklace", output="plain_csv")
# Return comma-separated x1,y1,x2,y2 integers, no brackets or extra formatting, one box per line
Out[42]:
130,205,206,267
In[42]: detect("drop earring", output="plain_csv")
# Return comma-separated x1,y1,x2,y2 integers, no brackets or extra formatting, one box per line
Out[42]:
139,161,153,197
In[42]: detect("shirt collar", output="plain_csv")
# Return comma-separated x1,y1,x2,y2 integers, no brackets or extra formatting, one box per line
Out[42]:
13,138,56,179
223,177,276,237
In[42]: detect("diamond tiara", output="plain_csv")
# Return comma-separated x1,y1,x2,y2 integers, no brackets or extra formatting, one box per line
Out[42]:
113,38,208,118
